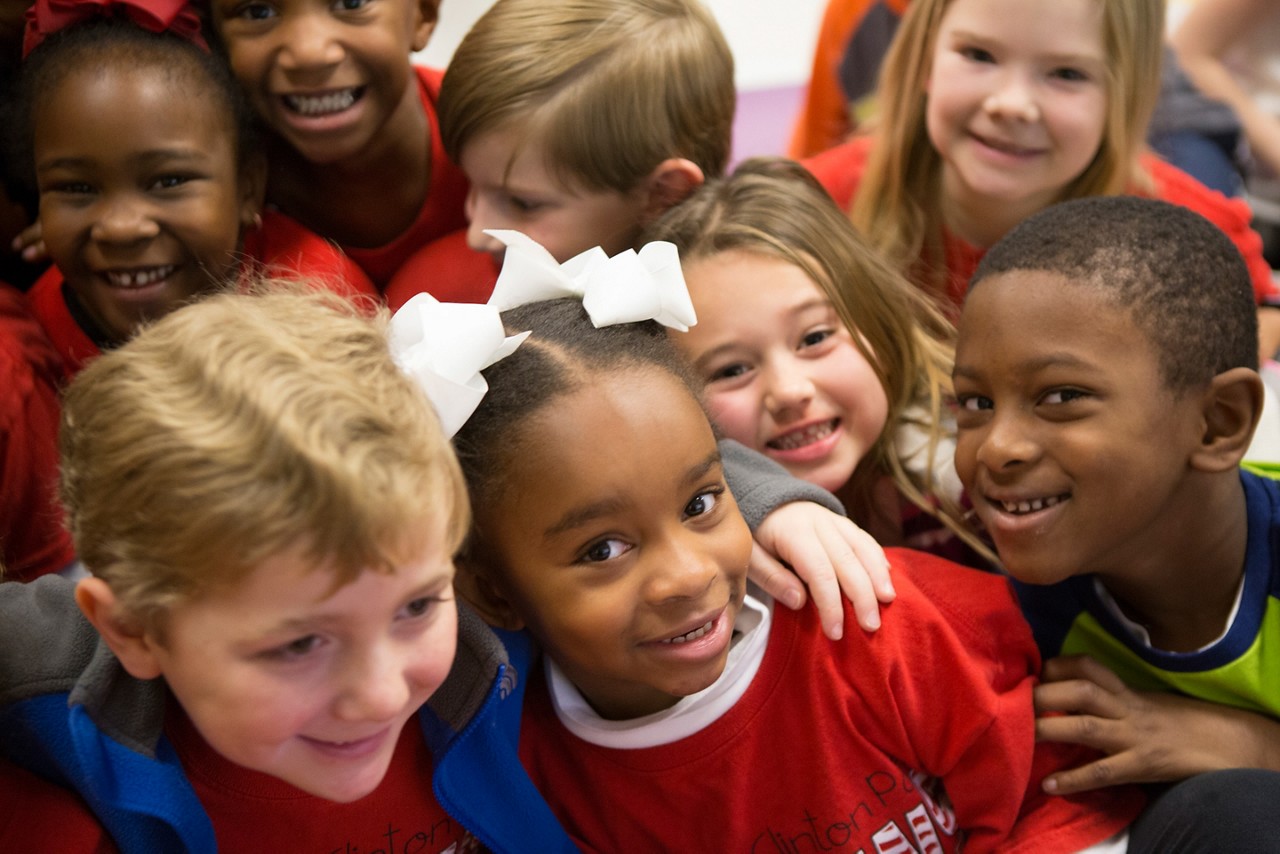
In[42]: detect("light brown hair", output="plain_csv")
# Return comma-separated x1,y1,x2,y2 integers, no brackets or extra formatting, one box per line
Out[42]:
59,284,468,632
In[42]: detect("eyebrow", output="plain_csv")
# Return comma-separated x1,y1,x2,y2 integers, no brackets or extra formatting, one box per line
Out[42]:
37,148,211,174
953,351,1099,380
542,449,723,542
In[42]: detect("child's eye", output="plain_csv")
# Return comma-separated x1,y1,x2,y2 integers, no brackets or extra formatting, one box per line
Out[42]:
1041,388,1087,405
799,328,833,349
1050,66,1090,83
333,0,370,10
263,634,322,660
43,181,94,195
506,195,542,214
580,538,631,563
709,362,750,382
400,596,440,619
957,394,993,412
959,46,996,64
683,486,724,520
234,1,275,19
152,174,194,191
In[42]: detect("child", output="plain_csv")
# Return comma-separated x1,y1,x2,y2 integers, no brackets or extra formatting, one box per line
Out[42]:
448,290,1143,852
646,157,991,567
803,0,1280,359
951,196,1280,835
18,7,376,378
208,0,468,288
0,286,576,853
383,0,733,310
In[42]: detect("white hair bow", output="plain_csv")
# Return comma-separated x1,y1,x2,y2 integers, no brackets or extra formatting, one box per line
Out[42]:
388,293,530,438
485,229,697,332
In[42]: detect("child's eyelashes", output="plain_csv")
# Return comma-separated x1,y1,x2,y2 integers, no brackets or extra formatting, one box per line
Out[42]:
683,486,725,520
332,0,372,12
1041,388,1089,405
956,393,993,412
229,0,276,20
399,594,450,620
958,45,996,64
260,634,323,662
707,362,751,383
799,328,835,350
578,538,632,564
151,174,199,191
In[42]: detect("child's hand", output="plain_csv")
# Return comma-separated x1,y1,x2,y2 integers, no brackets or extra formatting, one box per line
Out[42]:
1033,655,1280,793
11,221,47,264
749,501,893,640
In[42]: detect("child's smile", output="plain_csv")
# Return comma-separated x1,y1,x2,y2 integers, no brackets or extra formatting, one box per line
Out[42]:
953,270,1208,587
34,67,256,344
675,250,889,495
470,367,753,721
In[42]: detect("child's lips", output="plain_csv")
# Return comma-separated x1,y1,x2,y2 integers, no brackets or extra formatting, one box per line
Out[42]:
970,130,1044,159
280,86,366,118
300,728,390,759
100,264,177,289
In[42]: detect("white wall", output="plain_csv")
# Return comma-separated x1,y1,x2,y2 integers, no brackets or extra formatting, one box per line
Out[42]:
417,0,827,92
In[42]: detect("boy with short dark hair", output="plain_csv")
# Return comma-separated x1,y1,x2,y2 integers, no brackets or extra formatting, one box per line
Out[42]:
952,195,1280,804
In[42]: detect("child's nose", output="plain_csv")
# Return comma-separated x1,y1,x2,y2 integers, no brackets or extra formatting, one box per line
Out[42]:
976,410,1041,472
982,73,1040,123
762,358,815,418
465,206,506,255
277,11,344,72
644,531,719,604
90,196,160,245
332,645,412,723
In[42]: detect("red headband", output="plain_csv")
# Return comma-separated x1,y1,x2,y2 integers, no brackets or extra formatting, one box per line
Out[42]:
23,0,208,58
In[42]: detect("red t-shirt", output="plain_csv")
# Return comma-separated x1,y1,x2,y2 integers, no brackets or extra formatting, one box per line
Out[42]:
340,66,471,289
0,759,116,852
26,209,376,379
519,548,1142,853
384,228,499,311
0,284,74,580
167,705,476,853
803,135,1280,310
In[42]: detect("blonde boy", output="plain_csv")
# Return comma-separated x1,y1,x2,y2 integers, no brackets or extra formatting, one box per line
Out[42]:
0,287,574,853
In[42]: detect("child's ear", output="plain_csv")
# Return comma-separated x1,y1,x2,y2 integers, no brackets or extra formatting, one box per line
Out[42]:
1189,367,1264,472
453,555,526,632
410,0,439,52
238,151,268,231
74,577,165,680
638,158,705,225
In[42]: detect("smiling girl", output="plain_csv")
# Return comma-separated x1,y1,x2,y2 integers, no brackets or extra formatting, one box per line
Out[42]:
450,294,1140,852
17,5,375,377
647,158,991,566
804,0,1280,357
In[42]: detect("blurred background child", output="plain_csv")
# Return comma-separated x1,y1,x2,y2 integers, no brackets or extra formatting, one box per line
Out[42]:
17,6,375,378
384,0,734,309
647,158,992,568
803,0,1280,362
209,0,467,289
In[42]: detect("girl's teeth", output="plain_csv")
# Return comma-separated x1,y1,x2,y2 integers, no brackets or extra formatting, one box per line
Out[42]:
769,419,837,451
105,265,175,288
286,88,358,116
999,495,1064,515
661,620,713,644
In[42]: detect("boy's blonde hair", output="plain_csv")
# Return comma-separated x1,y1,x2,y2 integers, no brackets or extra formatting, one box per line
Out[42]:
851,0,1164,299
438,0,734,193
59,285,468,633
645,158,989,557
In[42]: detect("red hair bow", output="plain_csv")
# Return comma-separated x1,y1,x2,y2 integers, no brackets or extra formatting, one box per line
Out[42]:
23,0,209,57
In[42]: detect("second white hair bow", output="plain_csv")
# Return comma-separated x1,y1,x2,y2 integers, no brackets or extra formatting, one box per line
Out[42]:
485,229,697,332
388,293,530,438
